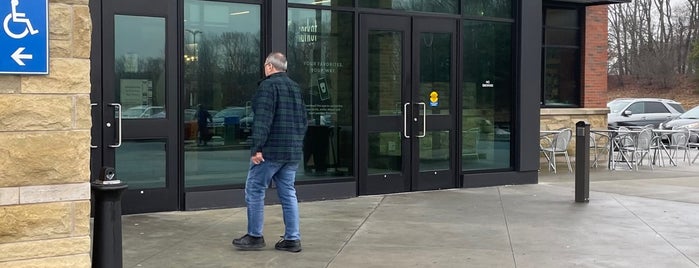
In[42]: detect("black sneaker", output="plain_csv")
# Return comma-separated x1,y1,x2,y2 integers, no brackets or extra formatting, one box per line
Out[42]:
232,234,265,250
275,237,302,253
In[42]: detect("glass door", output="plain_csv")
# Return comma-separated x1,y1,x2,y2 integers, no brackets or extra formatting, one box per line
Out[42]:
91,0,179,214
358,14,457,195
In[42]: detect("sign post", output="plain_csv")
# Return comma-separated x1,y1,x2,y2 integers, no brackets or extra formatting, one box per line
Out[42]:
0,0,49,74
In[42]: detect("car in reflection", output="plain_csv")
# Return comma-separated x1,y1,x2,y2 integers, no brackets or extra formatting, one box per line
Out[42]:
607,98,685,128
211,107,253,138
659,105,699,143
122,105,165,119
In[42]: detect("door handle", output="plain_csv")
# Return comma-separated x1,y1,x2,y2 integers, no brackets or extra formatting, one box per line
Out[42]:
90,103,98,149
403,102,410,138
417,102,426,138
108,103,122,148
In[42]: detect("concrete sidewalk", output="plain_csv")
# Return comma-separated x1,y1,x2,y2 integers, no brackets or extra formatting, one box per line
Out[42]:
121,165,699,268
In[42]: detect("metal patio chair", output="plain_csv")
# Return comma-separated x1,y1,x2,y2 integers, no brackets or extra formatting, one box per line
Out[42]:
540,128,572,173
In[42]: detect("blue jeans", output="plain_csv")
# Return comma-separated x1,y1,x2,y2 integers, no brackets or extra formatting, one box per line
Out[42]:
245,161,300,241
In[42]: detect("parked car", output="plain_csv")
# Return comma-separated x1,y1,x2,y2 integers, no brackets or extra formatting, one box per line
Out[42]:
122,105,165,119
659,105,699,143
607,98,685,128
211,107,253,138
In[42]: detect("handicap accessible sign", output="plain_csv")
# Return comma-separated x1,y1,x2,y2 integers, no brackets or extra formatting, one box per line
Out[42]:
0,0,48,74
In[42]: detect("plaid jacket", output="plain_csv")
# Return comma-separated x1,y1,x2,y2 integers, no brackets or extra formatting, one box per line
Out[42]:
250,72,308,162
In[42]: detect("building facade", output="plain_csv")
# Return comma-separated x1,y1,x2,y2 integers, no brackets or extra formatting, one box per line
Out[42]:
0,0,623,266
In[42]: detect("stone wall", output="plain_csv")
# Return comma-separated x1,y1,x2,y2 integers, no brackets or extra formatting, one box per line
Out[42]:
540,108,608,163
0,1,92,267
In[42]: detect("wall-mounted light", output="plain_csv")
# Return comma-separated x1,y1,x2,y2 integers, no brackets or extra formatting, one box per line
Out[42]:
230,11,250,16
312,0,330,4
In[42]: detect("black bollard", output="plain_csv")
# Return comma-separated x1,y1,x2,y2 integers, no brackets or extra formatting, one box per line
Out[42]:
575,121,590,202
92,167,128,268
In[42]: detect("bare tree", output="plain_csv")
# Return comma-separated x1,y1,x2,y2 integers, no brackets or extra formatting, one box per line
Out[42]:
608,0,699,87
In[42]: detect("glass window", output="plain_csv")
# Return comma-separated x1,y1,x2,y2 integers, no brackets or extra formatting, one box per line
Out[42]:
545,9,578,27
420,32,451,114
288,0,353,7
463,0,512,18
669,103,685,113
544,28,578,46
288,8,354,180
183,0,261,188
114,15,166,120
116,140,167,189
358,0,458,14
626,102,643,114
645,102,670,113
543,48,579,107
542,6,581,108
462,20,513,171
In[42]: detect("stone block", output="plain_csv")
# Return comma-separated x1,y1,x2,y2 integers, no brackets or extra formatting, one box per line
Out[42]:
0,203,72,243
50,0,89,5
21,59,91,94
49,4,72,40
0,131,90,187
50,39,72,58
19,182,90,204
0,254,90,268
0,187,19,206
72,200,91,236
73,5,92,59
0,76,20,93
0,95,73,131
75,95,92,129
0,237,90,262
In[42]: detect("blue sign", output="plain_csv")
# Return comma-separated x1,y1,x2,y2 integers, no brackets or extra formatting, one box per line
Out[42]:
0,0,48,74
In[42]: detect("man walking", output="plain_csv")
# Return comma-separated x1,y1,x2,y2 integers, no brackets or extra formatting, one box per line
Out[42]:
232,52,307,253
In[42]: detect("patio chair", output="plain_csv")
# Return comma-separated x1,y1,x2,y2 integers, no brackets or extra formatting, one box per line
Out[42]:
618,128,653,170
590,132,610,168
667,128,690,163
540,128,572,173
462,128,480,160
687,130,699,165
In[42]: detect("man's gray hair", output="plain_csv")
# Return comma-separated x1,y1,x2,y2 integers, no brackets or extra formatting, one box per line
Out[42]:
265,52,287,72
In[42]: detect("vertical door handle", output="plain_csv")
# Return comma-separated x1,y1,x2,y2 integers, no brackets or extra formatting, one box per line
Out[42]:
417,102,426,138
90,103,98,149
403,102,411,138
108,103,122,148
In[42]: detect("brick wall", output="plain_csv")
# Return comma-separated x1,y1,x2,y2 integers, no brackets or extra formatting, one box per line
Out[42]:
0,1,92,267
582,5,608,108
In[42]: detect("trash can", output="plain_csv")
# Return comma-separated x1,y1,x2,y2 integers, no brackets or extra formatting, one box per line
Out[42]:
224,116,239,145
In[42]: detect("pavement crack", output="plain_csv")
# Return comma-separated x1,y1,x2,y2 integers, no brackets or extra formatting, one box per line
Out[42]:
325,196,385,268
498,187,518,268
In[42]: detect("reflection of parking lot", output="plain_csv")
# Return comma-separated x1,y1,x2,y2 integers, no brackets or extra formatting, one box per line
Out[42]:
210,107,253,139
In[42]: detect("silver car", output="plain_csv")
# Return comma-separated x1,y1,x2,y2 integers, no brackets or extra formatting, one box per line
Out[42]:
607,98,685,128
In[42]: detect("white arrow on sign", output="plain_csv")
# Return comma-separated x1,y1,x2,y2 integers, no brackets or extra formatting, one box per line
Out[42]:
11,47,33,66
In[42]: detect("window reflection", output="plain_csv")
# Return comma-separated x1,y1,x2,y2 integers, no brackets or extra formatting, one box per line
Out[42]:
114,15,166,120
358,0,457,14
463,0,512,18
288,8,354,179
183,0,261,188
288,0,353,7
542,6,581,107
462,20,513,170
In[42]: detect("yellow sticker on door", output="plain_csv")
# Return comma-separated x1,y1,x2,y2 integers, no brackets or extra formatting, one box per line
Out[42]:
429,91,439,107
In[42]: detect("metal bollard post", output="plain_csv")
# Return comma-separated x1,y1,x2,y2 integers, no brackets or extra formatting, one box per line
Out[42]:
92,167,128,268
575,121,590,202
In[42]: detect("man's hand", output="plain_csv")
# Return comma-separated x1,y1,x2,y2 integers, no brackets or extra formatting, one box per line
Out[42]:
251,152,265,165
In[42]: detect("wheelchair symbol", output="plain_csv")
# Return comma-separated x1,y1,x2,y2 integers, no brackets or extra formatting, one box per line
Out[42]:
3,0,39,39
